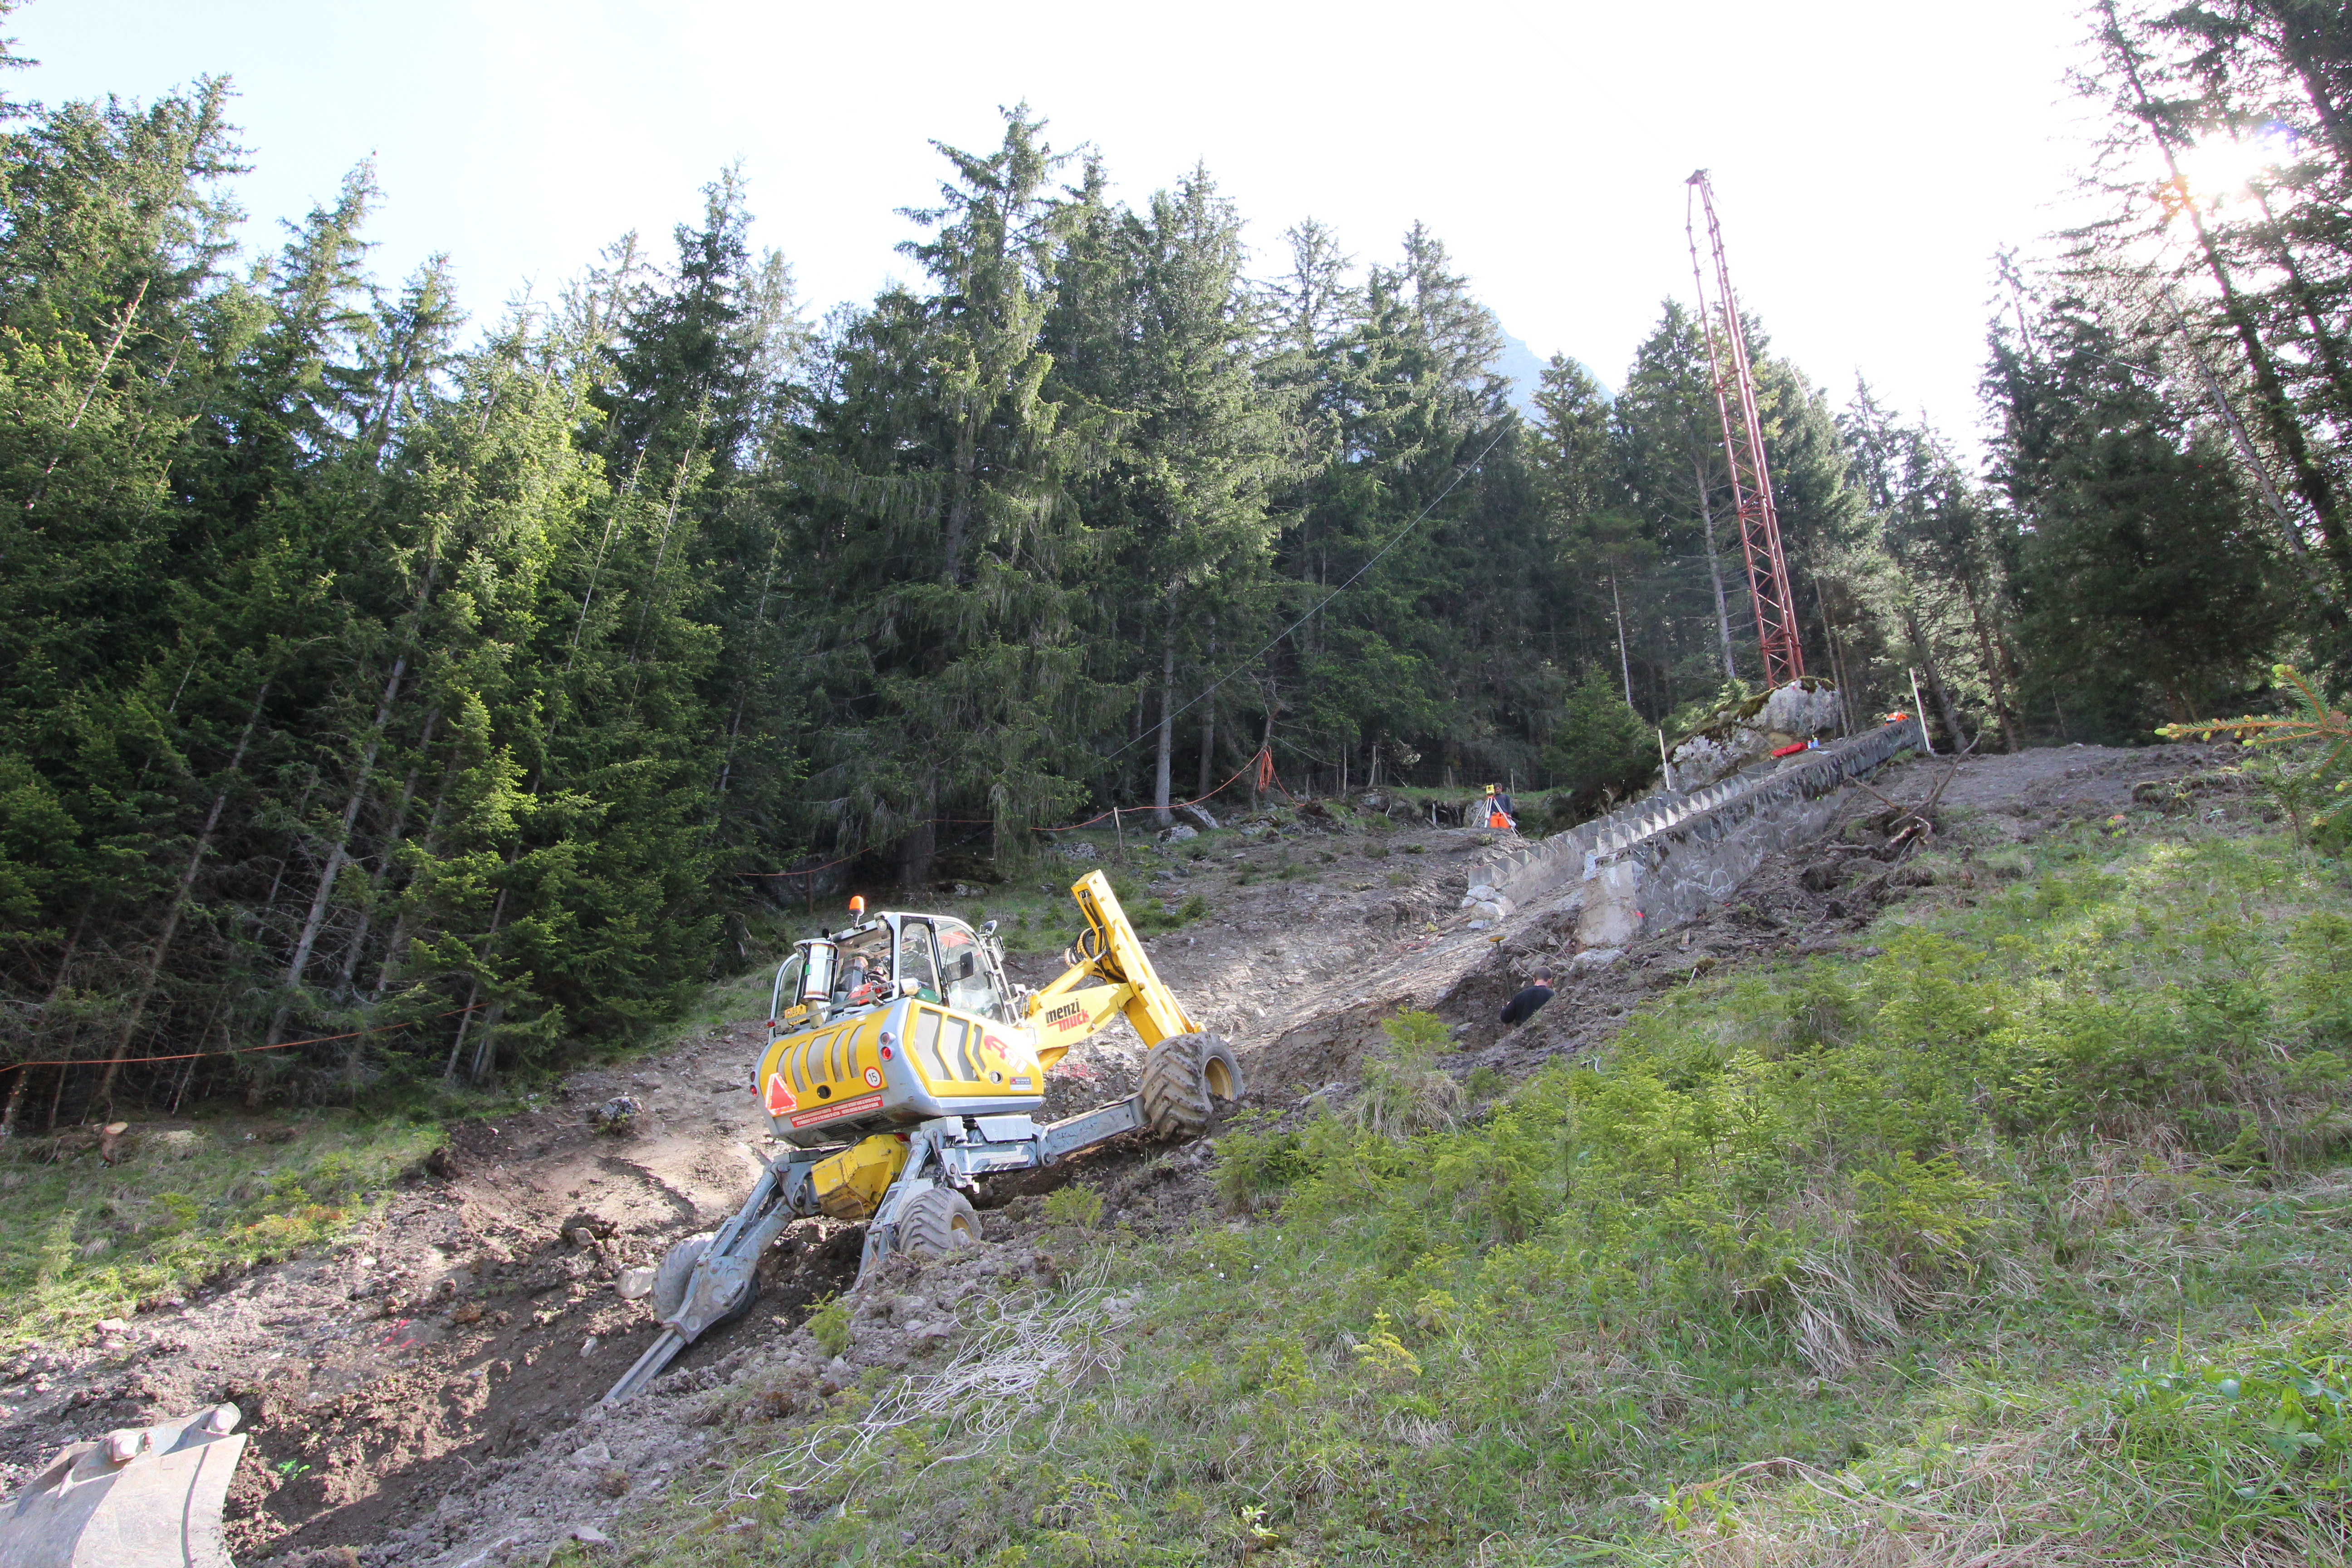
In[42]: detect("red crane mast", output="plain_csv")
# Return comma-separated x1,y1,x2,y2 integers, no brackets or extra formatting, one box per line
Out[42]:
1685,170,1805,686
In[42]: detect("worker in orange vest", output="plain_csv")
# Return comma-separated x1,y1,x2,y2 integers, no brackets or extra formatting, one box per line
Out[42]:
1484,783,1516,832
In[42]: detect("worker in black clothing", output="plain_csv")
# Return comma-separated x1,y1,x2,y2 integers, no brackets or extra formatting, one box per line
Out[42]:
1500,970,1555,1027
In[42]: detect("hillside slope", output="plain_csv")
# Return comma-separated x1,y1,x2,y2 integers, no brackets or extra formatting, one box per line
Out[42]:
608,741,2343,1568
4,742,2326,1567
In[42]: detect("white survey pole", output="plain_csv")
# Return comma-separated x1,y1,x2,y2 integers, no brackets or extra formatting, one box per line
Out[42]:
1909,669,1934,755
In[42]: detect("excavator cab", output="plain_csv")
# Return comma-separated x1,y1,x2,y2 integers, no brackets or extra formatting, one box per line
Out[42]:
752,911,1034,1151
769,916,1012,1030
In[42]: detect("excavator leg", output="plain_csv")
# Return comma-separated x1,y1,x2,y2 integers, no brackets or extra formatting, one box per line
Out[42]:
603,1052,1243,1407
601,1153,816,1406
855,1136,961,1277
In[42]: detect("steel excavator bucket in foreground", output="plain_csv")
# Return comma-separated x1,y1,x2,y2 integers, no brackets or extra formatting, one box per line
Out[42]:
0,1403,246,1568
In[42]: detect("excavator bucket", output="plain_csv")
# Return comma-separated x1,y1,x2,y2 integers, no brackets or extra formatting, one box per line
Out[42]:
0,1404,246,1568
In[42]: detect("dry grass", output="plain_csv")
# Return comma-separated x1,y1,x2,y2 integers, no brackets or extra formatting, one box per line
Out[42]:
701,1259,1133,1511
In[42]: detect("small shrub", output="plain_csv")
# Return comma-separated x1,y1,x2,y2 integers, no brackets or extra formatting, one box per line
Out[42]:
1213,1118,1313,1212
807,1294,851,1357
1351,1309,1421,1381
1849,1152,1999,1275
1352,1010,1464,1138
1384,1010,1451,1054
1785,970,1860,1051
1402,843,1426,855
1043,1185,1105,1230
1179,894,1208,921
1365,842,1391,860
1385,870,1414,887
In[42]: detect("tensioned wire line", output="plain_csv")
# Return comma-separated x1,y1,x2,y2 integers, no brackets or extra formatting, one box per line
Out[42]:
1093,418,1515,770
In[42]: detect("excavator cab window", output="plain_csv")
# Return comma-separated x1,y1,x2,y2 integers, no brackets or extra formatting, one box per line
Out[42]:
896,921,943,1004
933,918,1004,1018
829,926,893,1012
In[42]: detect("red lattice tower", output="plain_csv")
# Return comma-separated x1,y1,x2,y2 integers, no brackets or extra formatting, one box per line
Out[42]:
1686,170,1805,686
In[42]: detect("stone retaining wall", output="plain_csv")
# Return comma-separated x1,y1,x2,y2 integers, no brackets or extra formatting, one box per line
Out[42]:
1462,717,1925,943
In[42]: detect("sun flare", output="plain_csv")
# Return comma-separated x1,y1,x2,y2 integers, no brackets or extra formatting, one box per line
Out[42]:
2175,127,2293,206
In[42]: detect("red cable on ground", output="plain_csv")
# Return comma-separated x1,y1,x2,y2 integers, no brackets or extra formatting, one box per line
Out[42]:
0,1004,490,1071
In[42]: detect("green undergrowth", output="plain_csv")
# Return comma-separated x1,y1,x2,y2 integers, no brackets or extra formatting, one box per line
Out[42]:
0,1113,441,1350
971,862,1210,954
643,823,2352,1567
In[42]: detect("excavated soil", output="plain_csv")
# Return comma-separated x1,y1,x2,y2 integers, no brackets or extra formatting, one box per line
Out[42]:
0,741,2250,1564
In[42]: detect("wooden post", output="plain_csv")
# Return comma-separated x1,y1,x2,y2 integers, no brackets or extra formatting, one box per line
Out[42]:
1113,806,1127,862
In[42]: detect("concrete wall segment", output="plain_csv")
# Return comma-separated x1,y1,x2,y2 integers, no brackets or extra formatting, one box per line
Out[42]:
1465,717,1922,930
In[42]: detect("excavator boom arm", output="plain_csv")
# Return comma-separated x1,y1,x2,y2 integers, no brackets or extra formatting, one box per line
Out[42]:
1024,872,1198,1061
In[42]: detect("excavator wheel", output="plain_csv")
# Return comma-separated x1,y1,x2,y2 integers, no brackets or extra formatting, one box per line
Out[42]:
651,1232,713,1318
896,1187,982,1257
650,1231,760,1329
1139,1031,1242,1138
1200,1035,1243,1104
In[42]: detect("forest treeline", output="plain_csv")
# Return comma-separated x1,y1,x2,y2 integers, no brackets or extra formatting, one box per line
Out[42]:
0,1,2342,1112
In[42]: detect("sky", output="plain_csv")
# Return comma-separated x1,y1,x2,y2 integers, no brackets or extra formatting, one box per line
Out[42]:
15,1,2104,450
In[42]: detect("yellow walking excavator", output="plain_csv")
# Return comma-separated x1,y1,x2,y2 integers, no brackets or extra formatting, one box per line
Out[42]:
602,870,1240,1404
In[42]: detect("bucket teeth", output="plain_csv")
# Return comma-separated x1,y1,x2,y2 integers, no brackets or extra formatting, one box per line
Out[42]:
0,1405,247,1568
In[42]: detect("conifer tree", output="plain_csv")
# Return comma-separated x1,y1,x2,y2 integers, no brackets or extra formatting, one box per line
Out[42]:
794,107,1102,884
1989,287,2278,732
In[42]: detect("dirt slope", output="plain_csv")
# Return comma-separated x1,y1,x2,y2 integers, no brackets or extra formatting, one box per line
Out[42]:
0,743,2233,1564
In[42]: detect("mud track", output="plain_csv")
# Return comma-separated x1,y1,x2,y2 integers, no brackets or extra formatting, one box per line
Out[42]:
0,743,2239,1563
